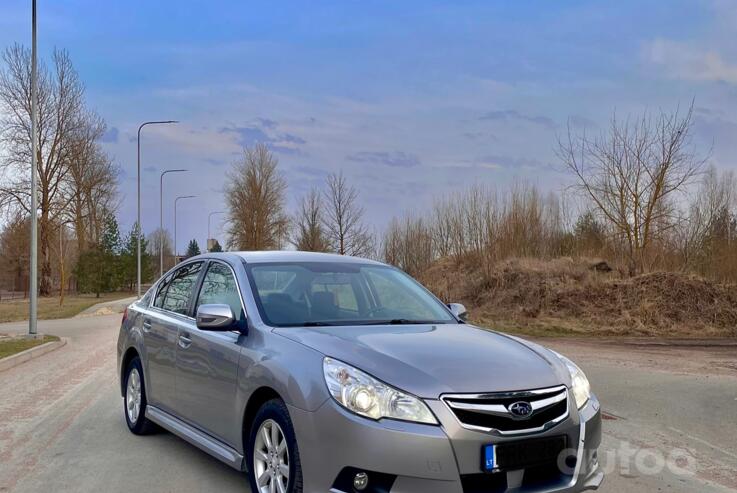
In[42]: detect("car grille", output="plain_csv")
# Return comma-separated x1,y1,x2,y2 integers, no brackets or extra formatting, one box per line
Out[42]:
442,385,569,435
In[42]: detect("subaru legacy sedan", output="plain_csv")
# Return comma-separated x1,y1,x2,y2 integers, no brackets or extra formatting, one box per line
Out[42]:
117,251,603,493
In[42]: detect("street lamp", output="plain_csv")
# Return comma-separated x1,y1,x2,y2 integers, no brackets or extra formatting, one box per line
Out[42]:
174,195,196,262
29,0,39,336
137,120,178,298
160,169,187,277
207,211,226,251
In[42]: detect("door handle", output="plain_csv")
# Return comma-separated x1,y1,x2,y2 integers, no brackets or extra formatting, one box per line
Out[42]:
142,320,152,332
178,334,192,349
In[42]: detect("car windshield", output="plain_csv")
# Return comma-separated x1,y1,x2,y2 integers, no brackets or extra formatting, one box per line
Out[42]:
245,261,456,327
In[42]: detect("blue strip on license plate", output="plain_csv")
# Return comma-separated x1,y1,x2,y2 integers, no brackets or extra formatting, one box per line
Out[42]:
483,444,496,471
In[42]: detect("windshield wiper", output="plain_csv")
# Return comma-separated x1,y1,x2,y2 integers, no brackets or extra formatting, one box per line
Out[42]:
299,321,336,327
359,319,439,325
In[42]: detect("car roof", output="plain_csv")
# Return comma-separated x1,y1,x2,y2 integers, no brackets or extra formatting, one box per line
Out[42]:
193,250,386,266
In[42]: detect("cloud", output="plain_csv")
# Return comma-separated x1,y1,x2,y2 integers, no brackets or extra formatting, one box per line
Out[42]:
256,117,278,129
101,126,119,143
479,110,556,130
270,145,305,156
646,38,737,84
219,125,271,147
218,118,307,155
281,133,306,145
692,113,737,161
475,154,553,171
347,151,420,168
462,131,498,142
294,165,329,177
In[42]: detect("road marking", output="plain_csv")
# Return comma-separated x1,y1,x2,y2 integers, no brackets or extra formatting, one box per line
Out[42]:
668,426,737,461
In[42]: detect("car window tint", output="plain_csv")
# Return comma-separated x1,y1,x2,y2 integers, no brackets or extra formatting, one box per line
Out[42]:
153,274,173,309
310,275,359,312
246,262,455,327
161,262,203,315
196,262,243,320
140,286,154,307
251,269,296,295
365,269,443,320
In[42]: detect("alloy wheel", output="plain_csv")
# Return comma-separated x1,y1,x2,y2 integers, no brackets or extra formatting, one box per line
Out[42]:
253,419,290,493
126,368,142,424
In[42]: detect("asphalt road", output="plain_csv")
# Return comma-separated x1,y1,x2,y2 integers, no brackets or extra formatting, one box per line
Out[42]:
1,312,735,493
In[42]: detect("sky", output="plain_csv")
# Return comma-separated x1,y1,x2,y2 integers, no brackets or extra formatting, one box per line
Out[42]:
1,0,737,252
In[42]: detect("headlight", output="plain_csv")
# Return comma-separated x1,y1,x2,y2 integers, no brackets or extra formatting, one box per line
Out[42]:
552,351,591,409
323,357,438,425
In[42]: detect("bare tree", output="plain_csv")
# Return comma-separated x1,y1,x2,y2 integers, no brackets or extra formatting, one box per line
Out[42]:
64,111,119,251
147,228,175,273
292,188,329,252
0,45,88,294
0,213,30,296
225,144,289,250
382,215,433,276
322,171,374,257
675,166,736,274
557,104,706,274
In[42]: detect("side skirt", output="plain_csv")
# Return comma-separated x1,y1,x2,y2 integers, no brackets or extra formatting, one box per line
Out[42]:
146,405,246,472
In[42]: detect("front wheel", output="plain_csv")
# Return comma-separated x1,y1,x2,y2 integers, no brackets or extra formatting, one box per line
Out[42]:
123,356,157,435
247,399,303,493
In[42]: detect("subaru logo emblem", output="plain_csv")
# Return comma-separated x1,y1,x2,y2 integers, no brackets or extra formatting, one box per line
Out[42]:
508,401,533,418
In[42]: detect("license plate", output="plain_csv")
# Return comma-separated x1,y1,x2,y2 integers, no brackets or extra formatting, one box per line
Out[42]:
483,436,567,472
483,444,497,472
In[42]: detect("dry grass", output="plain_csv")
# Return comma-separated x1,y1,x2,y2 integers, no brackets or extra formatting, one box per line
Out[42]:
0,292,133,324
0,334,60,359
421,256,737,338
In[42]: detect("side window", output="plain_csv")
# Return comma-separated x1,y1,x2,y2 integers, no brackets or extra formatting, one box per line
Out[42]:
139,286,155,307
153,275,173,309
196,262,244,321
160,262,204,315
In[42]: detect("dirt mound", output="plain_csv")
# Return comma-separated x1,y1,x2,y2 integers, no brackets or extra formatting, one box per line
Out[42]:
421,257,737,337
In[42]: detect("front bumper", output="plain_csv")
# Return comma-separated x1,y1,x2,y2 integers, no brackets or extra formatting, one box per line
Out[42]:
289,392,602,493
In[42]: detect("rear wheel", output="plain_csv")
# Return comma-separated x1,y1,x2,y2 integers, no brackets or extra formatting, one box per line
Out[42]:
123,356,157,435
247,399,303,493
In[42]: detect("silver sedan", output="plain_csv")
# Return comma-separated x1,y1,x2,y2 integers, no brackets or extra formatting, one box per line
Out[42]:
117,251,603,493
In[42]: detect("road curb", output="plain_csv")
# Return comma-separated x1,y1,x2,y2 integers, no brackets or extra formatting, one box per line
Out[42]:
0,337,68,372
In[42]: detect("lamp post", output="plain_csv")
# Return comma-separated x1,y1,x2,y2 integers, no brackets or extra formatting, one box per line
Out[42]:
207,211,226,251
160,169,187,276
137,120,177,297
174,195,195,262
29,0,39,336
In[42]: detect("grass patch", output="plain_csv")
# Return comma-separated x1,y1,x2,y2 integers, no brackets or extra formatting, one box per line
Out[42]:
0,334,60,359
0,292,133,324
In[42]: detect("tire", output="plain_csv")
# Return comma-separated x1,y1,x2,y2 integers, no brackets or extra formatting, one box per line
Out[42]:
123,356,157,435
247,399,303,493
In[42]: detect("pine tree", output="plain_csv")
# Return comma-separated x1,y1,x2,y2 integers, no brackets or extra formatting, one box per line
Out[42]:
75,212,122,296
119,223,152,290
101,212,121,254
185,239,201,258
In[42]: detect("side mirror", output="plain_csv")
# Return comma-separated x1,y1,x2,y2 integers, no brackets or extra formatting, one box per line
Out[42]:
196,304,235,331
448,303,468,322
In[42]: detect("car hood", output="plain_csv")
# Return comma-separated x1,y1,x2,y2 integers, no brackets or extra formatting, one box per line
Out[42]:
273,323,568,398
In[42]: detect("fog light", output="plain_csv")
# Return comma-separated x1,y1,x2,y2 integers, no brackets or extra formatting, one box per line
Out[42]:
353,471,369,490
